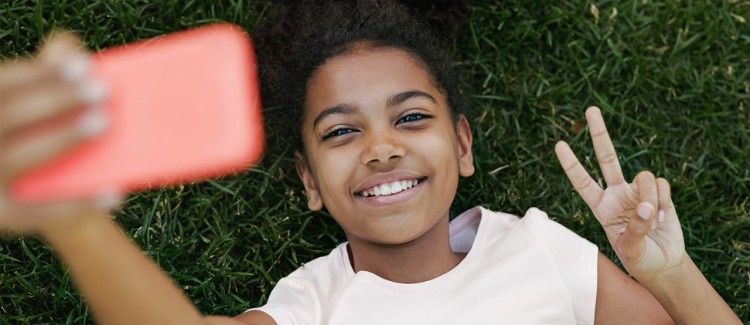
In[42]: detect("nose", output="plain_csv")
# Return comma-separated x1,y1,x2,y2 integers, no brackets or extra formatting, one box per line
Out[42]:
360,130,405,167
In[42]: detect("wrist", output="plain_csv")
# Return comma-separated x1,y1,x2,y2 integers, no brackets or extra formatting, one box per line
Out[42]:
636,251,692,287
635,253,741,324
39,210,113,248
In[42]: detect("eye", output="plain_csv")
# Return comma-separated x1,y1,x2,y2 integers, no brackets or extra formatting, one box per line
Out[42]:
397,112,432,124
322,127,356,141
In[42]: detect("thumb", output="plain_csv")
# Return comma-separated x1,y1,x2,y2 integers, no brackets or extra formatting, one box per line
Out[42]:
617,201,655,266
38,30,86,62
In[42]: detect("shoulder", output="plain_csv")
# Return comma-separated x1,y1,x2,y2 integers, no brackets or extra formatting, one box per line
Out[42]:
454,206,575,244
454,206,598,274
467,206,599,325
481,206,590,245
285,243,351,282
454,206,557,231
249,244,352,325
475,206,598,267
275,243,352,298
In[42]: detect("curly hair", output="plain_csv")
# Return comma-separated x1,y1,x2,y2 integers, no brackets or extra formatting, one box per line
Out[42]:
252,0,469,152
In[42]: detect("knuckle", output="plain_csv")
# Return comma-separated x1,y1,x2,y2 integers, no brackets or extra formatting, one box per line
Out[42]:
562,161,578,172
573,175,593,191
597,151,618,164
635,170,655,181
590,129,608,138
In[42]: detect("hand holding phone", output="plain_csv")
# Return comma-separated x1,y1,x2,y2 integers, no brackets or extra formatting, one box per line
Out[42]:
9,23,264,204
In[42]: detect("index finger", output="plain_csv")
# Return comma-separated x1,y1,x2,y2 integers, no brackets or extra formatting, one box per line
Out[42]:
586,107,626,186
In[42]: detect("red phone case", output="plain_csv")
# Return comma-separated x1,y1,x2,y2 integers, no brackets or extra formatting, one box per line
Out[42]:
11,23,264,203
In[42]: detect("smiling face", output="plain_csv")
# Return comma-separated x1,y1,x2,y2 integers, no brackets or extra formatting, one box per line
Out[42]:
296,45,474,246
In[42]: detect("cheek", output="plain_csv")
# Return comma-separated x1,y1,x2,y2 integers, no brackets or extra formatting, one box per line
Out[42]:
419,129,462,189
412,128,461,167
311,148,357,199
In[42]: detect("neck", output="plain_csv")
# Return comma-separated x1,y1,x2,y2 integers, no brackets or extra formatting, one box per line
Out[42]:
345,215,463,284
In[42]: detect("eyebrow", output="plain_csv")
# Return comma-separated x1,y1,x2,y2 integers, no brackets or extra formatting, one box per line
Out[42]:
312,104,357,130
387,90,437,108
312,90,437,129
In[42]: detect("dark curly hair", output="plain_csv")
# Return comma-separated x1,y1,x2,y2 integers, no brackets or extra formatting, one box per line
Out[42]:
252,0,469,152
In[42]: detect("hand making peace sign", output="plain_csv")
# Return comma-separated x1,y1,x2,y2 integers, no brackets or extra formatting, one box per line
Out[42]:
555,107,687,282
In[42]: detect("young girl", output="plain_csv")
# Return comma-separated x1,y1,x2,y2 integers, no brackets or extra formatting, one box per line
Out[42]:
0,1,741,324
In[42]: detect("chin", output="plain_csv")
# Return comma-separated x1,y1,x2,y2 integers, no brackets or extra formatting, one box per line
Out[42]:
364,225,434,247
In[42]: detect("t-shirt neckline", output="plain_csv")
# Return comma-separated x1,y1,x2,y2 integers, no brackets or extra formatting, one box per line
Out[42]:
338,206,487,292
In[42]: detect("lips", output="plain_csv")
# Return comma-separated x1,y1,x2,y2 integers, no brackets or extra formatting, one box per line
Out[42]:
353,170,427,199
356,177,426,197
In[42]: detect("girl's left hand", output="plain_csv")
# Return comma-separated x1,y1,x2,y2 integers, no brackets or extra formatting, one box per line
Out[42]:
554,106,687,282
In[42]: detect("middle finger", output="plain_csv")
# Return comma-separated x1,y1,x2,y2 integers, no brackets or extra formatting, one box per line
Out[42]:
586,106,627,187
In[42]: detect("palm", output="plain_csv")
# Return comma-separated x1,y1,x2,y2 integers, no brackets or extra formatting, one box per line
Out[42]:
555,107,686,280
594,183,639,236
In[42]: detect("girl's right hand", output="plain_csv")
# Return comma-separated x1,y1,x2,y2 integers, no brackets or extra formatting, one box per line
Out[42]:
0,31,115,236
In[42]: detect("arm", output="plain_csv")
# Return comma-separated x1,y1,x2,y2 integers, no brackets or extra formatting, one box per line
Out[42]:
42,212,213,325
636,248,740,324
555,107,740,324
41,213,276,325
595,253,672,325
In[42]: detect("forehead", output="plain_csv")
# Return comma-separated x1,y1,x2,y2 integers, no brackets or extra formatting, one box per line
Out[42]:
304,47,442,115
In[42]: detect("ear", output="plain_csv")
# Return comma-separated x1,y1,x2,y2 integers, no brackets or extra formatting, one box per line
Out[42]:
456,115,475,177
295,151,324,211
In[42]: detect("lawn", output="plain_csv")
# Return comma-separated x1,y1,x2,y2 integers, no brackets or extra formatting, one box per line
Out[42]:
1,0,748,323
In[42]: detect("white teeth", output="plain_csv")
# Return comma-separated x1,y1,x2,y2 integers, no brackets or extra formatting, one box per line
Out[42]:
391,181,403,193
359,179,421,197
380,183,392,195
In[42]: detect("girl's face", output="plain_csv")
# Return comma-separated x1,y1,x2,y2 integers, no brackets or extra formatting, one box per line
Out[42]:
297,46,474,245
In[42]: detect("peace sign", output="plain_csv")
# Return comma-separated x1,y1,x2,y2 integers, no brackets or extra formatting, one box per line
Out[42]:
555,107,687,281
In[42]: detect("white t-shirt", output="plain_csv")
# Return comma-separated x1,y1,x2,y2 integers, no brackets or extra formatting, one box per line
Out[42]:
250,207,599,324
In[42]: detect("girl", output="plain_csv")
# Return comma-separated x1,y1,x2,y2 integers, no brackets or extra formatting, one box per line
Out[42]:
0,1,741,324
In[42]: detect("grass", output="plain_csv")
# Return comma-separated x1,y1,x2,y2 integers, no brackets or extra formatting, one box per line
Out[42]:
1,0,749,323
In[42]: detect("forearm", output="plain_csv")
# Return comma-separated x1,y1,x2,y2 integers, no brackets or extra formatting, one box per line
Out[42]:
42,212,206,325
639,256,740,325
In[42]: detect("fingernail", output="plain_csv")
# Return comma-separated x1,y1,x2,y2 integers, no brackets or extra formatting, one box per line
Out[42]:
658,210,665,223
78,79,108,103
77,107,108,137
637,204,652,220
59,54,90,82
95,187,122,210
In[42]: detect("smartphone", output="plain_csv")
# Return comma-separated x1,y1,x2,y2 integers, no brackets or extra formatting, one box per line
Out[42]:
10,23,265,203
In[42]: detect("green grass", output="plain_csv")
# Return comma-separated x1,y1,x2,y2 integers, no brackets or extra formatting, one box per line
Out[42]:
1,0,749,323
